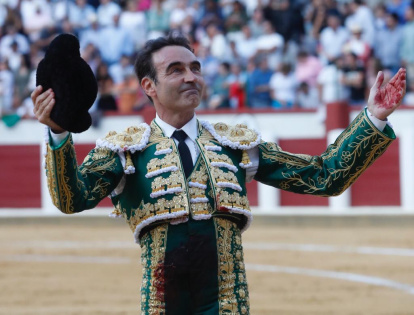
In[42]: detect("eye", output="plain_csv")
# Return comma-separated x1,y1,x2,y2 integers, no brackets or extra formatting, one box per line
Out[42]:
192,66,201,73
172,68,182,73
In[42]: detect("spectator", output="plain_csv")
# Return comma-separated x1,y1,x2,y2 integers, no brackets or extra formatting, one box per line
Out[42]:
197,45,220,88
341,52,366,106
0,59,14,115
95,61,117,112
269,63,297,109
342,23,371,65
227,63,248,108
208,61,231,109
198,0,223,30
248,8,265,38
109,54,134,85
96,0,121,27
401,4,414,92
297,82,320,109
79,14,101,51
201,23,230,61
68,0,96,32
262,0,293,42
345,0,376,47
373,3,387,31
20,0,54,42
146,0,171,39
247,57,273,108
374,12,403,75
386,0,411,24
224,1,248,33
318,13,350,65
295,50,323,88
234,25,257,66
255,20,284,71
113,72,142,113
96,14,134,65
119,0,147,49
317,56,348,105
170,0,196,31
0,24,30,58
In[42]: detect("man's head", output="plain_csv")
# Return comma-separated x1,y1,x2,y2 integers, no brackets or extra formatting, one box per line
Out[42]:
135,34,205,118
385,12,399,29
405,5,414,22
327,13,341,30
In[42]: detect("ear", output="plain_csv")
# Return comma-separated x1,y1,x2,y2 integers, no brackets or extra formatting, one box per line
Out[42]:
141,77,156,99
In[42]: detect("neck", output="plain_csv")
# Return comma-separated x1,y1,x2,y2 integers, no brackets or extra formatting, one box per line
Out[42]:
157,110,194,129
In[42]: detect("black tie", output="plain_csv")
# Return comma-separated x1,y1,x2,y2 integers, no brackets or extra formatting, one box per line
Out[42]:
172,130,193,178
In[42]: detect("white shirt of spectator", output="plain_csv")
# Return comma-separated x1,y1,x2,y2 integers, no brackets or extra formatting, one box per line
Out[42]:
317,64,348,104
345,5,376,47
319,26,350,64
269,71,298,104
97,0,121,27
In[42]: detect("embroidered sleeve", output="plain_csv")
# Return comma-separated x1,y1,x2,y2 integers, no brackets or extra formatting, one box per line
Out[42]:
254,109,396,196
45,135,125,214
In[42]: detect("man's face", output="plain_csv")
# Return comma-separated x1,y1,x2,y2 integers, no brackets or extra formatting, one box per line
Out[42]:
145,45,205,114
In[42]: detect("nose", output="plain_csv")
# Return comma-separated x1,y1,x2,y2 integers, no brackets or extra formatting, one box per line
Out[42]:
184,68,197,83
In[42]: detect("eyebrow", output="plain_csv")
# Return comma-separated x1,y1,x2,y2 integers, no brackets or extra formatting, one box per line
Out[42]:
165,60,201,73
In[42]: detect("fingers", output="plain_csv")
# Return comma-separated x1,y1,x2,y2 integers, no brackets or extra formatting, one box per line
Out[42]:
373,71,384,90
30,85,43,104
389,68,406,86
32,88,55,123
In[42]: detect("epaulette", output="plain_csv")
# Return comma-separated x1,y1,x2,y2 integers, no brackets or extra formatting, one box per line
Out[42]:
200,120,261,150
96,123,151,174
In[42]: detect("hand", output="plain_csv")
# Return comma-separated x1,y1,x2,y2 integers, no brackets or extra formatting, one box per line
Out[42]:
31,85,66,133
367,68,406,121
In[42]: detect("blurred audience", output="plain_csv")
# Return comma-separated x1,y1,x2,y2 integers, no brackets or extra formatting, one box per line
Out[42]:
2,0,414,128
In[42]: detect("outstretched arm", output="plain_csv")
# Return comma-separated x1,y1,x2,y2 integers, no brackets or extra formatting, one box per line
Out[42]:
367,68,406,121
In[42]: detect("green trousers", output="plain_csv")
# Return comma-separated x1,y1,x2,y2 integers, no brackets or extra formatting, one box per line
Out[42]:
139,217,250,314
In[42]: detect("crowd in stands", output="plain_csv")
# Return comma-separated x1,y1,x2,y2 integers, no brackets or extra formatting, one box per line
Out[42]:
1,0,414,127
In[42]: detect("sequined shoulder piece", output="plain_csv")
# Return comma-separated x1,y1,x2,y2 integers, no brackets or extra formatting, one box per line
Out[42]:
199,120,261,150
96,123,151,153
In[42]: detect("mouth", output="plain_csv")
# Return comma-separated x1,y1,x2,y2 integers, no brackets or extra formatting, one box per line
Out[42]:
181,88,200,95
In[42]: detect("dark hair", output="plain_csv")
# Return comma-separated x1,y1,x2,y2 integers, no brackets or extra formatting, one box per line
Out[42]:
134,33,193,85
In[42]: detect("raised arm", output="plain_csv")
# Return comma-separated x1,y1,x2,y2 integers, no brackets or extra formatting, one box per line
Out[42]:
254,69,406,196
32,86,125,214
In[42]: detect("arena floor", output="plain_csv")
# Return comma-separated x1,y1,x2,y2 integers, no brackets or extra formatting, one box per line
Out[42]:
0,215,413,315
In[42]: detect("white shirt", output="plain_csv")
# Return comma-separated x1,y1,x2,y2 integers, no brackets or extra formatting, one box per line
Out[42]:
269,72,298,103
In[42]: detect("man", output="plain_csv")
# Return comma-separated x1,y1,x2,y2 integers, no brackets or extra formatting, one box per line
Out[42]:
32,34,406,314
374,12,403,75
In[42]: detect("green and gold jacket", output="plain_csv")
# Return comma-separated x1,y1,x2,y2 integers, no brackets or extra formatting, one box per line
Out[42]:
45,110,395,243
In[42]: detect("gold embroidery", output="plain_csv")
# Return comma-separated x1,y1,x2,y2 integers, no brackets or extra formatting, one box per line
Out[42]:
151,173,185,194
218,191,250,211
103,125,148,148
191,202,212,216
140,224,168,314
261,111,394,195
47,140,75,214
206,151,236,167
129,195,188,231
213,122,259,146
189,186,207,199
80,149,118,176
189,164,209,186
211,168,240,187
155,140,173,152
215,218,249,314
146,154,180,174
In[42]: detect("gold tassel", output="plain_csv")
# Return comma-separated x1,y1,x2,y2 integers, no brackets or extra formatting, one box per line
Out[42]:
125,151,133,171
241,150,250,165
